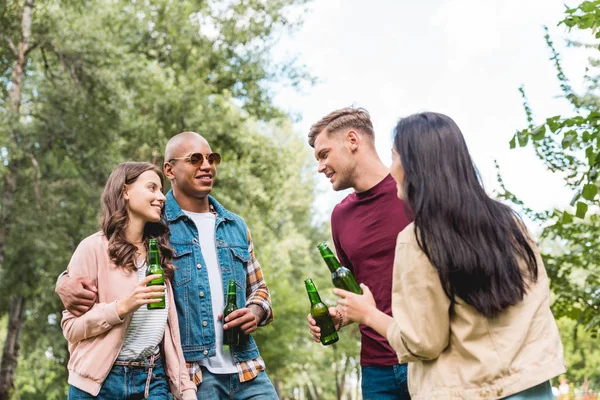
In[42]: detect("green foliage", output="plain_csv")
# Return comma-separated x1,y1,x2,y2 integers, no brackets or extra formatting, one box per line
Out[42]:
0,0,362,398
502,1,600,335
557,317,600,388
562,1,600,32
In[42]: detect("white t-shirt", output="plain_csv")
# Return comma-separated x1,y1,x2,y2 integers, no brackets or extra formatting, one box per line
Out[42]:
184,210,236,374
117,261,168,361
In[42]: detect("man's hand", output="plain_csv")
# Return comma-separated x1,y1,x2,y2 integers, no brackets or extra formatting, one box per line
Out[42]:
307,307,340,343
221,306,263,335
56,274,98,317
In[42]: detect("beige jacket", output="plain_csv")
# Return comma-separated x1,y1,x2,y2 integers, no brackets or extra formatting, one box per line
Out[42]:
386,223,565,400
61,232,196,400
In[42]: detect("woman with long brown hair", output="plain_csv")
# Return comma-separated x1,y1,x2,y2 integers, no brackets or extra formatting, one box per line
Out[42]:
62,162,196,400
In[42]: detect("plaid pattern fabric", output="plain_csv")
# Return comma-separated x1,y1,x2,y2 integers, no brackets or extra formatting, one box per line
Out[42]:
187,356,267,384
187,229,272,383
245,229,273,326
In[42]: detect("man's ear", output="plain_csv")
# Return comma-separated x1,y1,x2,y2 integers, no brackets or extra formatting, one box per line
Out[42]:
346,129,360,152
164,162,175,181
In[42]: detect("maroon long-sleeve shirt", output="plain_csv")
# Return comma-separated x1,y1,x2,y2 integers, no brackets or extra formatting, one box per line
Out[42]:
331,174,412,366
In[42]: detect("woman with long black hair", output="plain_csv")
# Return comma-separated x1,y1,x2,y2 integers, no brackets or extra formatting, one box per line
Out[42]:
336,112,565,399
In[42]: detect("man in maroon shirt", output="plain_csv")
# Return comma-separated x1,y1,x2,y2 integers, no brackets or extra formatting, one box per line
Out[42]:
306,107,412,399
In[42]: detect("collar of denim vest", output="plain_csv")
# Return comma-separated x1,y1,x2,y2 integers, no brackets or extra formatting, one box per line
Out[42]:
165,189,235,223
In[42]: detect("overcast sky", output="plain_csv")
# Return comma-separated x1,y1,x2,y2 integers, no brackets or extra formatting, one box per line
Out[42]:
271,0,592,226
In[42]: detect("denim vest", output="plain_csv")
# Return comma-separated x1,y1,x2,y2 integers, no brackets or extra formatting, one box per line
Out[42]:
165,190,261,362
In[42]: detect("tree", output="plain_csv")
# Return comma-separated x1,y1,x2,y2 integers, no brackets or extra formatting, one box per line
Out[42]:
0,0,315,397
557,317,600,390
502,0,600,334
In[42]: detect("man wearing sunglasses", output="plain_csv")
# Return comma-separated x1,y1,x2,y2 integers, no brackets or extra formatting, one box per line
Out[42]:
56,132,278,399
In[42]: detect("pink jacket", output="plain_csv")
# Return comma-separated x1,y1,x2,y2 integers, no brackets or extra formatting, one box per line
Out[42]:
61,232,196,400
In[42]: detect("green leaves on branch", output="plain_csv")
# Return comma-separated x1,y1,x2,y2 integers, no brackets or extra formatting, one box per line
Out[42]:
502,0,600,338
561,1,600,31
510,106,600,219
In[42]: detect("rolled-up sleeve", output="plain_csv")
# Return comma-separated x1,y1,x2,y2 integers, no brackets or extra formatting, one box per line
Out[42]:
245,229,273,326
386,239,451,363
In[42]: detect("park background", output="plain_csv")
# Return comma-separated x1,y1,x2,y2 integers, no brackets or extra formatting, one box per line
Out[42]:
1,0,600,398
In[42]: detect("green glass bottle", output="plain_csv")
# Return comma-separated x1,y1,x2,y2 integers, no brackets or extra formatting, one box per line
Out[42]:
305,278,338,346
146,239,165,309
317,242,363,294
223,280,240,346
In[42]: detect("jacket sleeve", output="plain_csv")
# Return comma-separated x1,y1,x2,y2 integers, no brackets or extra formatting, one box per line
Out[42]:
244,229,273,326
386,239,451,362
165,281,197,400
61,303,124,344
60,238,124,344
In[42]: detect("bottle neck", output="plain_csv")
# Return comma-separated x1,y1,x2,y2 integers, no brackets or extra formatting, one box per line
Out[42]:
322,254,341,273
149,250,160,266
226,281,237,304
226,293,237,304
306,289,322,305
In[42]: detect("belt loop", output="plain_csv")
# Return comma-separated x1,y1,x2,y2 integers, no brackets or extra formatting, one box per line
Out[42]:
144,354,155,399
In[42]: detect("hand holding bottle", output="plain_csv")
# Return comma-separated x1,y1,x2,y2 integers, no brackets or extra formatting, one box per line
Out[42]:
307,306,339,343
334,283,376,326
116,274,165,318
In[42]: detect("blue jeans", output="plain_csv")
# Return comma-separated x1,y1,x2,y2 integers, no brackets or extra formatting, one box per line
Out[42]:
502,381,554,399
196,367,278,400
68,358,170,399
361,364,411,400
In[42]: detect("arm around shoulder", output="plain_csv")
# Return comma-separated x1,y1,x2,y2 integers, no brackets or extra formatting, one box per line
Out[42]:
61,301,124,344
60,235,123,343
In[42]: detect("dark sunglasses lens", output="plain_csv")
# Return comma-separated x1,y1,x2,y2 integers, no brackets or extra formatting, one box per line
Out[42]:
208,153,221,165
189,153,204,165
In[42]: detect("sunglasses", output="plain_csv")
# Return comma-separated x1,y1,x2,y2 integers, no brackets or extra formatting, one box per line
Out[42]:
168,152,222,166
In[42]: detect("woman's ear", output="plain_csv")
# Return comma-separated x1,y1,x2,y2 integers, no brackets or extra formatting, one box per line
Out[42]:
123,184,130,201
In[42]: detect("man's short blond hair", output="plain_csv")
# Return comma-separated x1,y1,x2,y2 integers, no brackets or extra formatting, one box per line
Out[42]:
308,107,374,148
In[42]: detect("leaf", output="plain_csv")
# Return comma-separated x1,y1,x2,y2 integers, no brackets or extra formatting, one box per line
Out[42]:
546,116,562,133
517,132,529,147
509,135,517,149
586,146,595,164
576,201,589,219
531,125,546,140
580,1,596,12
561,130,578,149
562,211,574,224
563,17,577,28
582,183,598,200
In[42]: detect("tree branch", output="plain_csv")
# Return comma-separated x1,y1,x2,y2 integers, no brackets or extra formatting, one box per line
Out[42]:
1,34,17,56
24,42,39,56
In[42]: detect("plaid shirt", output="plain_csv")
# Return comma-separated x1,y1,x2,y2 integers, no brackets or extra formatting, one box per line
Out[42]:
187,228,273,383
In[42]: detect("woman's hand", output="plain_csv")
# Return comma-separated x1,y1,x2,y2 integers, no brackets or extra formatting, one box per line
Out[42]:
116,274,165,318
334,283,377,326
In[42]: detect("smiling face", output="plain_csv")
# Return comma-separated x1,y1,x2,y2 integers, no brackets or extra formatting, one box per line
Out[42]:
164,134,217,205
123,170,166,223
313,129,357,191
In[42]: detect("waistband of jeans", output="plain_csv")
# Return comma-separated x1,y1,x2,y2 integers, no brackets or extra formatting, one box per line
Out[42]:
114,353,161,368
